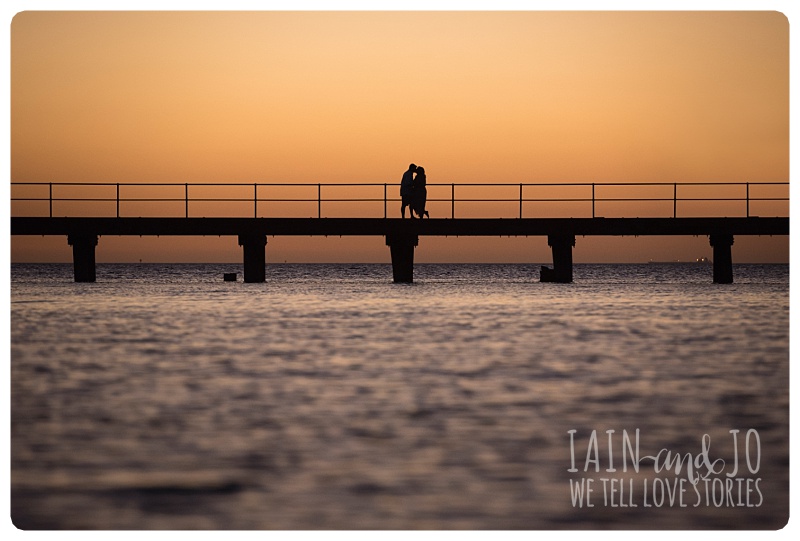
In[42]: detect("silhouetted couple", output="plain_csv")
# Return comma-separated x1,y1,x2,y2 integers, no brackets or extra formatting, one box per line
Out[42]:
400,163,429,219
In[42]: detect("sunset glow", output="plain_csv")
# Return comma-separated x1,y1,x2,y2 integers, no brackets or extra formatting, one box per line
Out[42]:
10,11,789,263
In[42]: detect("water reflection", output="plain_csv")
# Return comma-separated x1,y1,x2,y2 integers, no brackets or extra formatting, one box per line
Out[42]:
10,264,789,529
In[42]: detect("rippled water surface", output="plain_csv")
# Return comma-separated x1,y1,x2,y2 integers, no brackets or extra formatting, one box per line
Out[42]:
10,263,789,529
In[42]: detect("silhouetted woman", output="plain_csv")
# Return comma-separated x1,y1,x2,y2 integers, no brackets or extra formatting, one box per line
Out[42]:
413,166,429,218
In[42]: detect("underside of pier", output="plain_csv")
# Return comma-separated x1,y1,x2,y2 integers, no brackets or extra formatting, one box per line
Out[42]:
11,217,788,284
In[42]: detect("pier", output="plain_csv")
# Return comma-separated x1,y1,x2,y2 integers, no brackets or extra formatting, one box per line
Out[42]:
10,181,789,284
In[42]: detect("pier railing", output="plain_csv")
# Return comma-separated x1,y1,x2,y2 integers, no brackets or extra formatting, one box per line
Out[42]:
10,181,789,219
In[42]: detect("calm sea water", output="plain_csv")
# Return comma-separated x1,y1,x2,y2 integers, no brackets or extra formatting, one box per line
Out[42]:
10,263,789,529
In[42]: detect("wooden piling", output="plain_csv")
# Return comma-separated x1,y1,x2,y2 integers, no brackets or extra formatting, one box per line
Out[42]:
710,234,734,284
386,233,418,283
238,234,267,283
67,234,98,283
541,234,575,283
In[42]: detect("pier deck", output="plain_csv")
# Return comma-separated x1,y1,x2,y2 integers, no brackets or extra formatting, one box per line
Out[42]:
9,216,790,237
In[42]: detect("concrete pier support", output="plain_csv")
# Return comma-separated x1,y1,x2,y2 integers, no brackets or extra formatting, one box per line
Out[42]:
540,234,575,283
238,234,267,283
710,234,734,284
67,234,98,282
386,233,418,283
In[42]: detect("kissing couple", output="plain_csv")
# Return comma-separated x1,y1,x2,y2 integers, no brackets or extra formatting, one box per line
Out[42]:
400,163,429,219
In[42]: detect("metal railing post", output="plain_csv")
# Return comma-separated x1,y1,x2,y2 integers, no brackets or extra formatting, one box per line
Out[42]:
451,183,455,219
519,183,523,218
254,183,258,218
318,183,321,218
592,183,595,218
116,183,120,218
746,182,750,218
185,183,189,218
673,183,677,218
384,183,387,218
49,182,52,218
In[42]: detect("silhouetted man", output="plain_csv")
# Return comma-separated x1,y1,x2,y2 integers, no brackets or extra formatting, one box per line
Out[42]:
400,163,417,218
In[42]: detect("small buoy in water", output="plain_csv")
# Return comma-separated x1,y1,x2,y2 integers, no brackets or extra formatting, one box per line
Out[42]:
223,273,237,282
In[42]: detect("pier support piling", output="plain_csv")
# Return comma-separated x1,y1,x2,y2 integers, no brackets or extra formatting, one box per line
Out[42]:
710,234,734,284
238,234,267,283
67,234,98,282
386,234,418,283
541,234,575,283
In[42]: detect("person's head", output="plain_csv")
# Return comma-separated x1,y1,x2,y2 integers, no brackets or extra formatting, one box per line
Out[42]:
409,163,417,172
416,166,425,175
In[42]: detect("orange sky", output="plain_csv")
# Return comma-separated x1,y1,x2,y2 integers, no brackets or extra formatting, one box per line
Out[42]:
9,11,789,263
